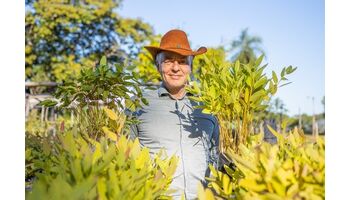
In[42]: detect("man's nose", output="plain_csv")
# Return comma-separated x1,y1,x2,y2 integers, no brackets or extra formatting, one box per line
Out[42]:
172,61,180,71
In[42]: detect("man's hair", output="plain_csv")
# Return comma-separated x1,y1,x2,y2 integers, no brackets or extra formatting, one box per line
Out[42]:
155,52,193,71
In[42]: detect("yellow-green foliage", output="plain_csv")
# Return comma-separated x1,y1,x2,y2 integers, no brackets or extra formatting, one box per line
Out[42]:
27,133,178,200
206,128,325,200
26,108,178,199
192,47,230,80
26,110,50,137
197,184,216,200
26,0,154,82
25,109,75,183
130,35,162,84
187,55,295,153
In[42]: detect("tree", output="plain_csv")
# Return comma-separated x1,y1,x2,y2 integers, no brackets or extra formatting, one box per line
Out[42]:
192,46,229,79
25,0,154,82
230,28,264,64
129,34,162,85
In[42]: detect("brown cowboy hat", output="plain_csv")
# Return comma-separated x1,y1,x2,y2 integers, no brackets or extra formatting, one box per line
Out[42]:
145,29,207,60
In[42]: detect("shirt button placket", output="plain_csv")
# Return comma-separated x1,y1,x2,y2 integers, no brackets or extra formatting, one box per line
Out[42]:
176,99,187,199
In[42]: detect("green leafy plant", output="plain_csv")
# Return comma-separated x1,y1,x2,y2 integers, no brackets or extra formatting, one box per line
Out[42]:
25,109,71,185
206,128,324,200
197,183,216,200
27,56,166,194
186,55,296,154
26,107,179,200
40,56,148,139
26,131,178,200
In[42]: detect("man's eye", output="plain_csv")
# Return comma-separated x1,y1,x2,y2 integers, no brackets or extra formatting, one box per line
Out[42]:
178,60,187,65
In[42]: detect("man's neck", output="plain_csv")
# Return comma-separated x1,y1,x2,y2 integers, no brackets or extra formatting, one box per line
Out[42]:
167,86,186,100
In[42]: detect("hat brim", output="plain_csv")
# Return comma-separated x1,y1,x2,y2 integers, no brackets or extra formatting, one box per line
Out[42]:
144,46,207,61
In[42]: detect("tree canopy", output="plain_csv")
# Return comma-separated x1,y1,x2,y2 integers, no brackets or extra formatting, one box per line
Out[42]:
25,0,154,82
230,28,264,64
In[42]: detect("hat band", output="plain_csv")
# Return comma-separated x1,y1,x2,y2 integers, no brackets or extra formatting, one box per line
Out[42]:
160,46,193,52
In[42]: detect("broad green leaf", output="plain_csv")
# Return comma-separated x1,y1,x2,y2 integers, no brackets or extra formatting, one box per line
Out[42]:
240,178,266,192
97,178,107,200
267,125,283,142
202,108,211,114
255,55,264,66
223,165,235,178
246,76,253,87
102,126,117,141
281,67,286,77
209,182,223,194
234,103,242,113
254,77,267,89
100,56,107,66
234,60,240,72
222,174,231,194
103,107,118,120
244,88,250,103
227,151,258,173
272,71,278,83
141,97,149,106
38,99,58,107
250,90,265,103
271,179,286,196
125,99,136,112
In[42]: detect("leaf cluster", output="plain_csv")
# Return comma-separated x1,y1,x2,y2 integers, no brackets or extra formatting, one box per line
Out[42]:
26,132,178,200
25,0,154,82
47,56,148,112
26,108,178,200
206,129,324,200
39,56,148,144
186,54,297,153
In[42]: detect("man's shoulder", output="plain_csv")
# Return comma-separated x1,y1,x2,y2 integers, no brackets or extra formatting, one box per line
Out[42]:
143,88,159,99
136,89,160,111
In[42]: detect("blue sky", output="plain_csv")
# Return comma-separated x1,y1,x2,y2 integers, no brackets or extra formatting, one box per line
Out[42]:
117,0,325,116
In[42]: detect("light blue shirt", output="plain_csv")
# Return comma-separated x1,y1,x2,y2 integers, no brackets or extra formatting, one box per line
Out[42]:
130,83,219,199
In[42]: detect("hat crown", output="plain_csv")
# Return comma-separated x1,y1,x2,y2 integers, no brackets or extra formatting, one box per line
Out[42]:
144,29,207,60
159,29,191,50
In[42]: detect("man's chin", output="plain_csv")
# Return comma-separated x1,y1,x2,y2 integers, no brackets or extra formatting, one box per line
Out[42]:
164,81,186,90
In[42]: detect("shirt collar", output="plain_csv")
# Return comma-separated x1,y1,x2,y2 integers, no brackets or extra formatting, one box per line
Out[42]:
157,82,170,97
157,82,194,99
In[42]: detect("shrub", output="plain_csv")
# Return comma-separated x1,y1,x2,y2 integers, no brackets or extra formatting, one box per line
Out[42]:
27,57,179,199
187,55,296,154
26,108,178,200
205,128,324,200
39,56,147,139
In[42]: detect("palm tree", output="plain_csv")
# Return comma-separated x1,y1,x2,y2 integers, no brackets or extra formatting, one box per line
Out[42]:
230,28,264,64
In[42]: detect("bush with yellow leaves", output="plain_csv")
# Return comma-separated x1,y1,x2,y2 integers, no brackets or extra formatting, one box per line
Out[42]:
199,128,324,200
26,108,178,200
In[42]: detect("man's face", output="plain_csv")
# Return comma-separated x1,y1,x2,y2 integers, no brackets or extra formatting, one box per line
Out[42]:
159,51,191,91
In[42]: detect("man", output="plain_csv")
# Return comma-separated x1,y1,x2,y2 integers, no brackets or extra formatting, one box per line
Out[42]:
130,29,219,199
